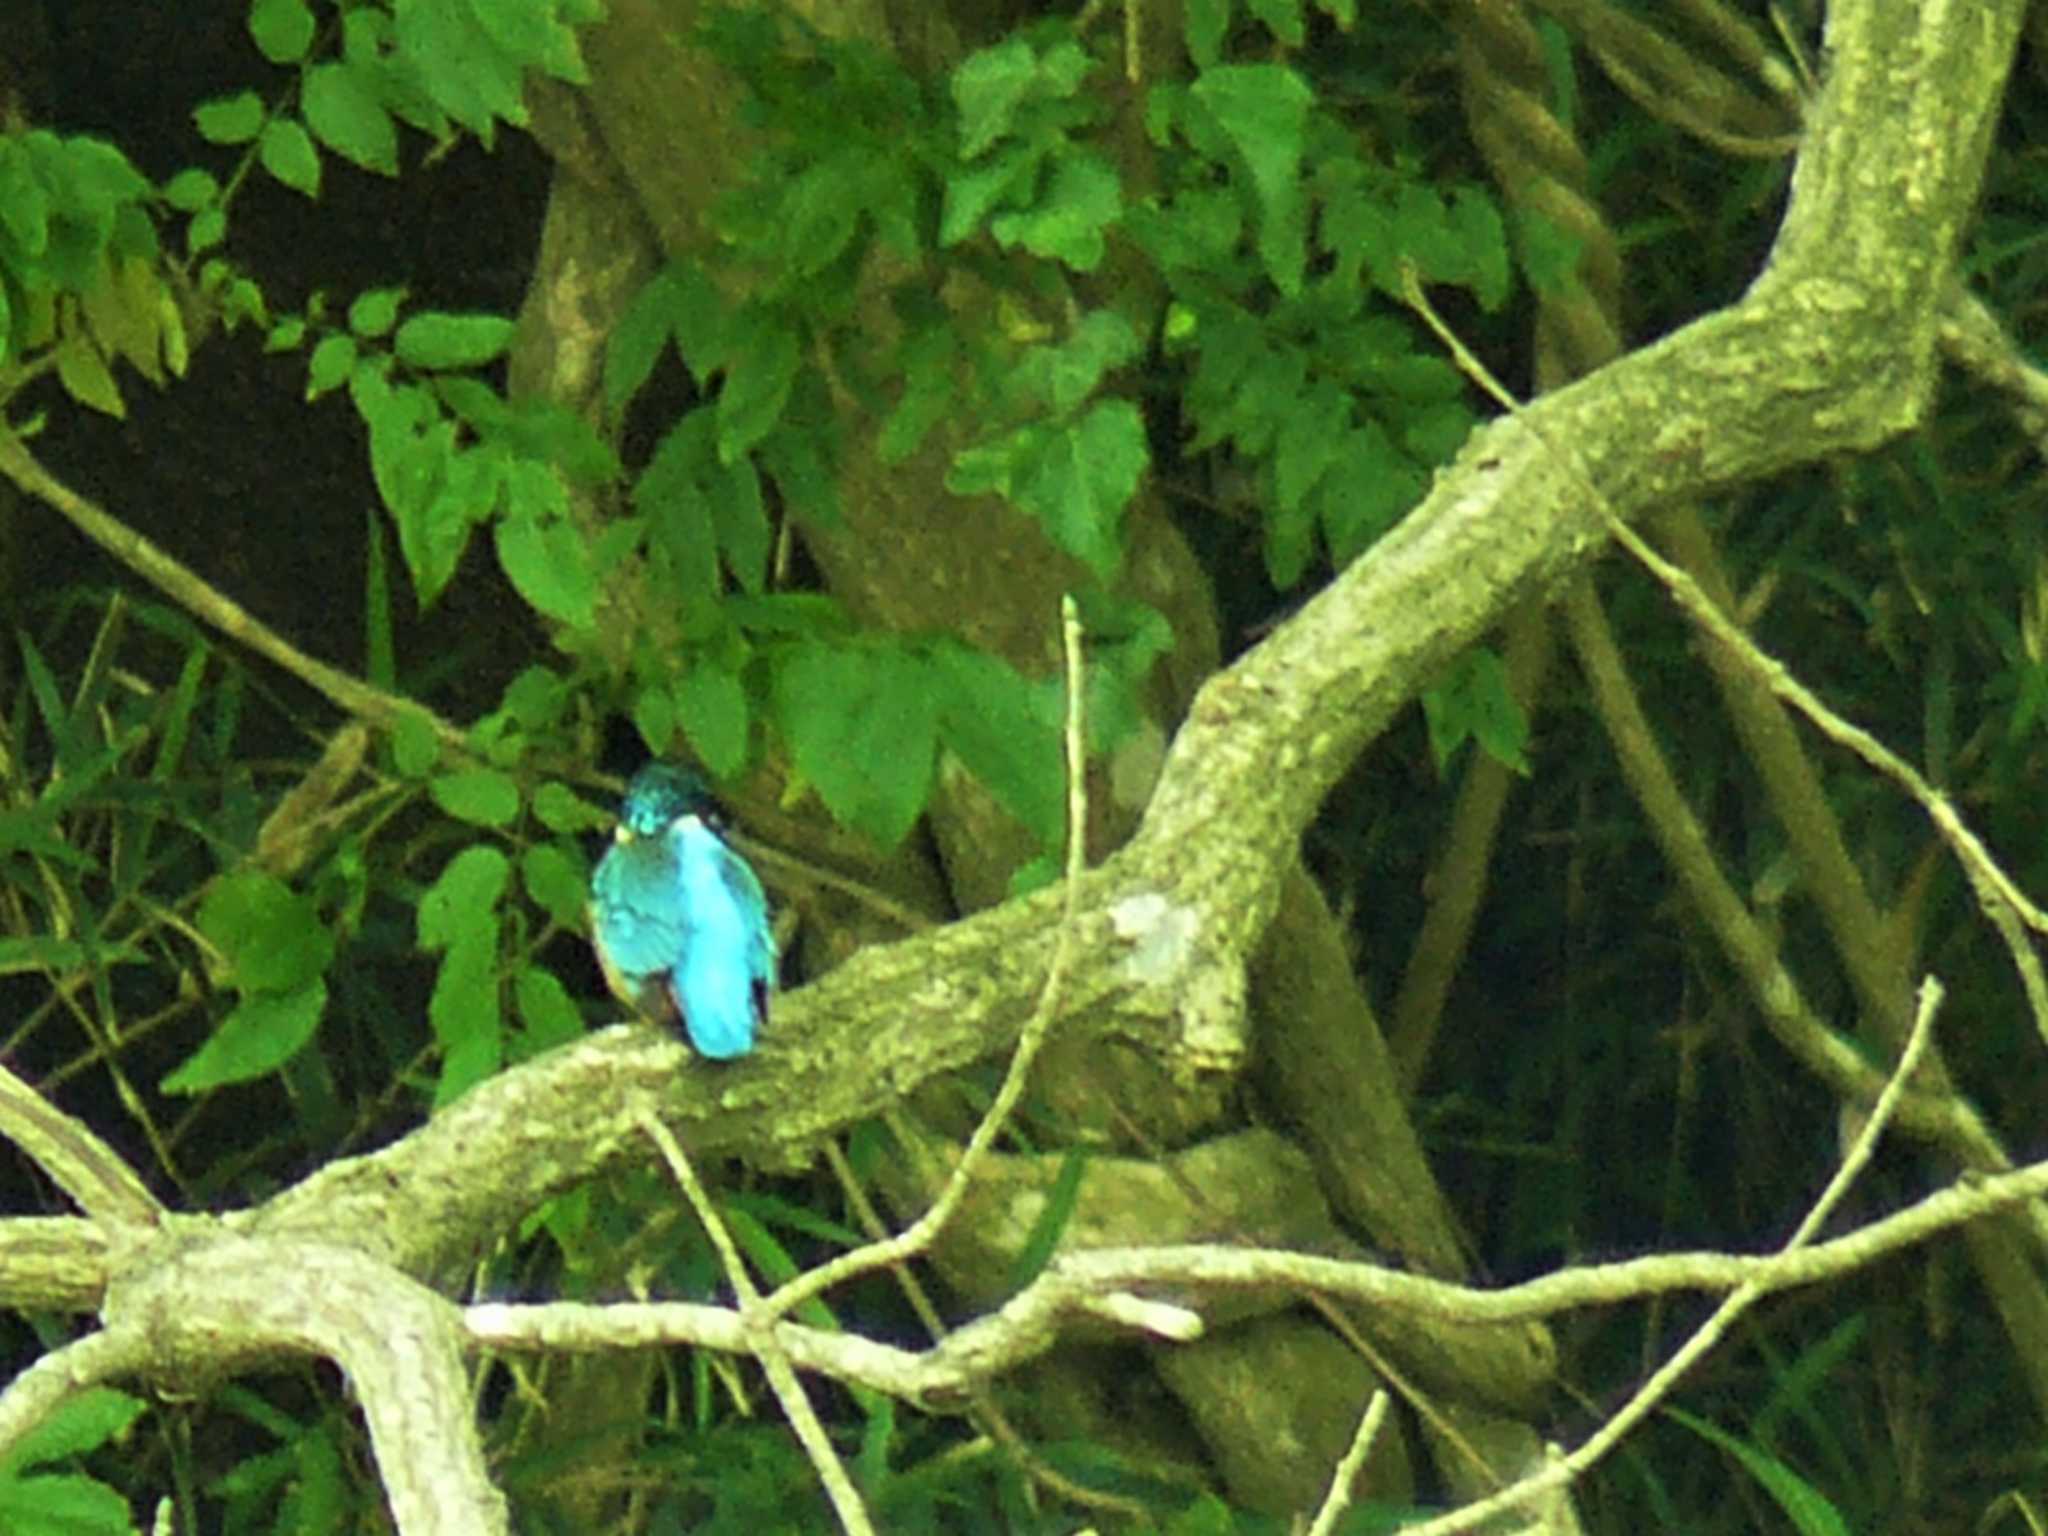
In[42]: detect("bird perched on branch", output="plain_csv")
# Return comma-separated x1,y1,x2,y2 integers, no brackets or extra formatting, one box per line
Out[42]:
589,763,773,1060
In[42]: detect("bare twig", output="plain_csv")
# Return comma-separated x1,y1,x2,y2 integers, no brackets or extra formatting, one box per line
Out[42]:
639,1110,874,1536
758,594,1092,1323
820,1140,1153,1520
1400,976,1945,1535
466,1098,2048,1430
0,429,462,750
1304,1389,1390,1536
1402,269,2048,1049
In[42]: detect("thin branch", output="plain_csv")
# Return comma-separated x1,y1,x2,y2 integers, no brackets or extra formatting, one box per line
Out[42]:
1938,283,2048,461
467,1114,2048,1425
1304,1390,1390,1536
758,593,1092,1323
1409,270,2048,1171
820,1140,1153,1521
1398,975,1945,1535
1606,513,2048,1033
640,1110,874,1536
0,428,463,749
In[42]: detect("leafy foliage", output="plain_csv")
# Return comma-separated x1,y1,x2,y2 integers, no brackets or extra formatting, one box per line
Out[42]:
7,0,2047,1533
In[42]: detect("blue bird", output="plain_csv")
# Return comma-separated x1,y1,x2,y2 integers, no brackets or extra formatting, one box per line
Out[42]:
589,764,774,1060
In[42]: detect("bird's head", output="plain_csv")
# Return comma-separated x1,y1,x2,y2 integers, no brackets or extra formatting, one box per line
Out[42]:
615,763,717,839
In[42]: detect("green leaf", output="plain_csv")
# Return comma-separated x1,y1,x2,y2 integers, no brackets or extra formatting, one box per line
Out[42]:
514,965,586,1050
466,0,590,83
724,591,853,638
604,265,681,416
349,287,406,338
778,156,865,279
1422,646,1529,776
1273,379,1349,519
354,371,471,606
13,808,101,877
430,927,503,1104
1190,65,1311,295
1450,186,1511,311
41,133,150,234
953,39,1037,159
1316,421,1422,566
521,840,588,926
434,374,511,431
391,710,442,778
665,263,734,382
1016,399,1148,579
161,167,218,212
1245,0,1305,46
1514,205,1582,294
932,642,1063,847
717,315,800,465
429,768,521,827
634,409,727,603
1185,0,1229,70
1013,309,1140,417
499,399,620,483
418,845,511,949
304,60,401,175
396,431,477,604
1400,399,1475,464
990,149,1121,272
161,981,327,1093
775,644,937,847
720,1203,807,1290
0,1472,134,1534
939,143,1041,248
632,680,677,757
1664,1409,1854,1536
55,335,124,419
706,455,768,596
394,311,515,370
306,333,358,400
1068,588,1174,751
1037,39,1093,96
199,871,335,994
880,327,960,464
674,664,750,781
0,142,50,258
249,0,317,63
496,502,597,629
194,91,265,146
1,1389,144,1469
394,0,527,145
759,418,840,526
259,118,323,199
531,782,607,833
1008,1148,1089,1291
187,204,227,255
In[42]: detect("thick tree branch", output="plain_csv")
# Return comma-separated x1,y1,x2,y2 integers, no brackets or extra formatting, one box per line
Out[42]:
1132,0,2026,954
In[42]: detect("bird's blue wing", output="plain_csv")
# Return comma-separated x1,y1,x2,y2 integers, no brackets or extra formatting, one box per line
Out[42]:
590,837,691,1023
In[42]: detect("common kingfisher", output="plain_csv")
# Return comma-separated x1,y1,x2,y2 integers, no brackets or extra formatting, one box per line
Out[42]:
589,764,774,1059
